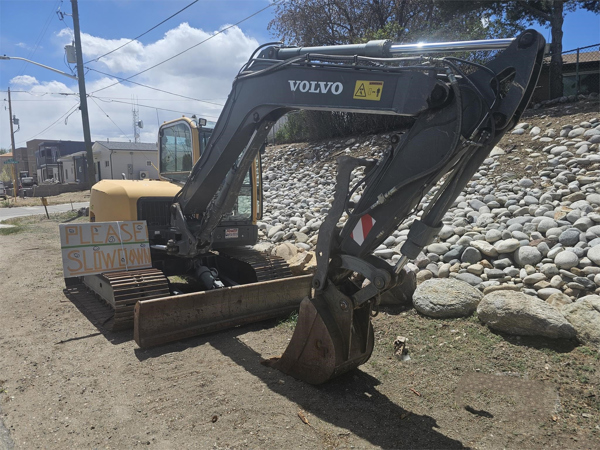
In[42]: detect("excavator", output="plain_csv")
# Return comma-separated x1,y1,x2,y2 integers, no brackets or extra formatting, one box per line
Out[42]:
76,29,544,384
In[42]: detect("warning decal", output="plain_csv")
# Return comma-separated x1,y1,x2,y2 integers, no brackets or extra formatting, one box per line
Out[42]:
353,80,383,101
350,214,376,246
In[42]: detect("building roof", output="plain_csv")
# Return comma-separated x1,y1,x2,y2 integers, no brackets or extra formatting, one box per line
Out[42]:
57,150,100,162
545,50,600,65
37,140,86,156
94,141,157,152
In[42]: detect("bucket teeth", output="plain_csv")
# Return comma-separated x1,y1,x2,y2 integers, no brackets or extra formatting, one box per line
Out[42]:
272,283,374,384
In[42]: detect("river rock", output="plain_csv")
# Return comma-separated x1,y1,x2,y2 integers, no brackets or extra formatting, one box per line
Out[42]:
461,247,481,264
546,292,573,308
514,247,543,267
588,245,600,265
561,295,600,348
477,291,576,339
273,242,298,261
494,238,520,254
471,240,499,257
559,228,581,246
554,251,579,269
413,278,483,318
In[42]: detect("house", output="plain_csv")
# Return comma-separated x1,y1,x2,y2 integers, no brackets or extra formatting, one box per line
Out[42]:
92,141,158,181
57,141,158,184
35,140,85,182
1,140,46,182
533,48,600,102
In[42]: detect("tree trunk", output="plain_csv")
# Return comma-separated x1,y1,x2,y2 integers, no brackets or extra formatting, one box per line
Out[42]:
549,1,564,98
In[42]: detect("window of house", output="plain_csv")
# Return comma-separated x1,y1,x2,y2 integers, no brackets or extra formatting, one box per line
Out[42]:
146,160,152,166
71,167,74,174
65,170,68,180
105,161,110,167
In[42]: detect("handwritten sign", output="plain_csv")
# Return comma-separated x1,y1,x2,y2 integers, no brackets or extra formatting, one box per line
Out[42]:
59,221,151,278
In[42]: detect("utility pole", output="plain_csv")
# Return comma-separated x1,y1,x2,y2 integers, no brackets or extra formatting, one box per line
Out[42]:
7,87,18,199
71,0,96,189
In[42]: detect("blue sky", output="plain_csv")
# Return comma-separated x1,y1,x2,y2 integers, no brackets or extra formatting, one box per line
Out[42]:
0,0,598,149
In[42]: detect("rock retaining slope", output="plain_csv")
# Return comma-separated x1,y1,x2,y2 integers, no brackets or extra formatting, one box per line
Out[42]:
257,95,600,345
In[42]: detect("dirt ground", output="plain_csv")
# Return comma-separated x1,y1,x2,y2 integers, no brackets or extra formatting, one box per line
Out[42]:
0,190,90,208
1,215,599,449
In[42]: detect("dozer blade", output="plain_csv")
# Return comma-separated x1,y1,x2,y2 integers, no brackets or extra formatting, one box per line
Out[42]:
134,274,313,348
271,282,374,385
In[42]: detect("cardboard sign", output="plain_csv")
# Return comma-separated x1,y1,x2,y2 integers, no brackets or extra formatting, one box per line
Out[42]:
59,221,151,278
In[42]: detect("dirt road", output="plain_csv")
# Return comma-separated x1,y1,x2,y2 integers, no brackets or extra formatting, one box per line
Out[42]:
0,216,598,449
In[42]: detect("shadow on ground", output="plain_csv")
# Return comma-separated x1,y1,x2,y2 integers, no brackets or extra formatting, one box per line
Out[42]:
62,285,132,345
135,323,465,449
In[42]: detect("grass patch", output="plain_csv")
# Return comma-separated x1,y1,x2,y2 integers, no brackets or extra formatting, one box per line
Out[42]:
0,210,85,236
1,200,13,208
0,225,24,235
3,210,82,227
278,311,299,329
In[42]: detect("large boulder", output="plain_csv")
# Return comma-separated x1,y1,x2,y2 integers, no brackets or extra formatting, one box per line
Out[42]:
379,269,417,306
477,291,576,339
561,295,600,348
272,242,298,261
413,278,482,318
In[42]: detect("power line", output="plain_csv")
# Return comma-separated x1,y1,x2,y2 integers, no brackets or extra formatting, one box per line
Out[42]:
93,96,227,102
84,0,200,64
91,95,219,119
17,0,61,77
87,68,224,105
0,90,78,96
90,97,130,137
10,99,77,102
17,102,80,145
89,2,276,95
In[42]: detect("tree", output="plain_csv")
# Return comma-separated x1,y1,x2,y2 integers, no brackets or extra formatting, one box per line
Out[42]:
449,1,600,98
0,149,9,155
268,1,501,140
0,166,12,183
269,0,496,46
508,1,599,98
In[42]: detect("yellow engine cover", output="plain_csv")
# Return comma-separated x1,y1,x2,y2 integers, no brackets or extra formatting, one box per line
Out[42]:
89,179,182,222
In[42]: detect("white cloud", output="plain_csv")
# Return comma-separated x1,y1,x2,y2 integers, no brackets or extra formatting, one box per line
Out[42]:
10,75,39,86
16,42,35,50
2,23,260,150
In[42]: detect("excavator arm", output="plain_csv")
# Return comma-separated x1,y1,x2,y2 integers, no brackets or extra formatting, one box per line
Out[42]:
164,30,545,383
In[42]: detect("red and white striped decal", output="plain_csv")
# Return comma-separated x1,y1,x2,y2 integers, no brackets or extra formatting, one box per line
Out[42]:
350,214,376,246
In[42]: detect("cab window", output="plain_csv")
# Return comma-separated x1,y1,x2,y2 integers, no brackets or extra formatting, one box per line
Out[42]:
222,169,252,222
160,122,193,181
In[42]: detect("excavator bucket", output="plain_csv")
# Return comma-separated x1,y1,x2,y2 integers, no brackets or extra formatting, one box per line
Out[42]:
271,283,374,385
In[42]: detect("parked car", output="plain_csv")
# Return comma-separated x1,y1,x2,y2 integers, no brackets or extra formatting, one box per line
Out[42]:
0,181,7,199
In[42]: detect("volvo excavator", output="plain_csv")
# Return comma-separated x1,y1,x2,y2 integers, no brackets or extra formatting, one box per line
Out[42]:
74,29,544,384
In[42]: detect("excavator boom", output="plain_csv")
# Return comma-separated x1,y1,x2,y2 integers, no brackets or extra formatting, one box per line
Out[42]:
135,30,545,384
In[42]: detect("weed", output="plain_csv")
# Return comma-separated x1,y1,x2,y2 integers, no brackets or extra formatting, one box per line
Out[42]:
278,311,298,329
578,346,600,359
0,225,23,235
1,200,13,208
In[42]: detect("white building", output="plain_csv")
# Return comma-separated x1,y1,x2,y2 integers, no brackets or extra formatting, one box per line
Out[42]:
58,141,159,184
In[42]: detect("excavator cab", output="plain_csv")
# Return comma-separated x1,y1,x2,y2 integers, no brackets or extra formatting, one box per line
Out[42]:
157,117,261,248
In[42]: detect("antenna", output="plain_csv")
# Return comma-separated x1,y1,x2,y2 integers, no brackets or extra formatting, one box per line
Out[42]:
132,96,140,143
